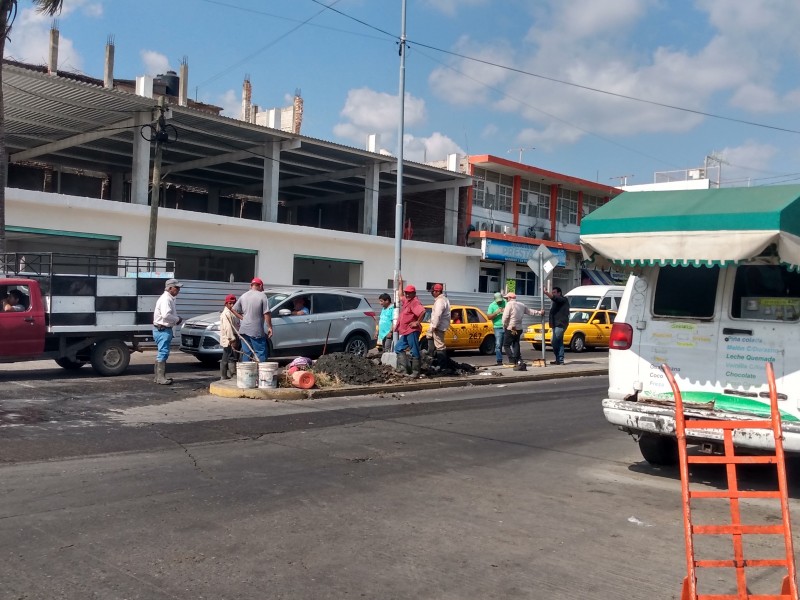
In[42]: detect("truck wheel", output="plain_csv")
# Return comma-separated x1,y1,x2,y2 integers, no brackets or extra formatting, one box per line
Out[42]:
569,333,586,352
478,335,495,355
55,357,86,370
197,356,220,367
90,339,130,376
638,433,678,466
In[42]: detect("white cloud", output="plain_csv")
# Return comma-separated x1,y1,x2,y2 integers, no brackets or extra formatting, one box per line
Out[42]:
428,0,800,151
334,87,426,148
403,131,464,163
140,50,170,76
5,5,88,72
218,90,240,118
420,0,490,17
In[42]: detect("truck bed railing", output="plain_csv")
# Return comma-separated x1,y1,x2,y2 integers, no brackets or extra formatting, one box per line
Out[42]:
1,253,174,278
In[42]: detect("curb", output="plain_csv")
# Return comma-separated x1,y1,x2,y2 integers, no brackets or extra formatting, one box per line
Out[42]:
208,365,607,401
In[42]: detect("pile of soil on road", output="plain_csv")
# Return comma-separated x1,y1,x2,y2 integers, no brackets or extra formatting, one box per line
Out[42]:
312,353,399,385
311,352,477,387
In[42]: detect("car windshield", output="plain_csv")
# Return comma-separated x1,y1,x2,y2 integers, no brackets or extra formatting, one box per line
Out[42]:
568,296,601,309
266,293,290,309
569,311,593,324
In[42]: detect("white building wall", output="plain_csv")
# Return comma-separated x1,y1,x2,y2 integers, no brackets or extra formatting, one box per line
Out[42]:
8,189,481,291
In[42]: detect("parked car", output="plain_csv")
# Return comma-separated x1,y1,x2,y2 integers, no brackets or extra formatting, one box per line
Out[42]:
180,288,377,364
418,304,495,354
523,309,616,352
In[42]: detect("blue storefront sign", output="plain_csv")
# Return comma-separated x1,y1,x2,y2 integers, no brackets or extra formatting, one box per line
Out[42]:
484,238,567,266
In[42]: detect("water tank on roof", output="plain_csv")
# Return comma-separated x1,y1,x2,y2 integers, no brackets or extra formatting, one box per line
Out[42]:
156,70,180,96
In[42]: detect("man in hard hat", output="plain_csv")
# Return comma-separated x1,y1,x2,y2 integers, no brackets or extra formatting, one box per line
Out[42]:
426,283,451,365
233,278,273,362
394,284,426,378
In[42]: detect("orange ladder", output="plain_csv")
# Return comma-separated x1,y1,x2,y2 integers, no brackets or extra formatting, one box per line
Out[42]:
662,362,798,600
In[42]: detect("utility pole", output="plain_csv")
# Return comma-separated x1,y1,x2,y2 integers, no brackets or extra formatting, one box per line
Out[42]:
508,147,534,163
391,0,408,348
610,174,634,186
143,97,177,259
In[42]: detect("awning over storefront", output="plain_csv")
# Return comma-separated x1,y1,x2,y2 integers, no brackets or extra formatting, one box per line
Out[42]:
581,269,617,285
580,185,800,269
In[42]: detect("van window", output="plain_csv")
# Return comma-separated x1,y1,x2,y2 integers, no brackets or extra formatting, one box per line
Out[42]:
568,295,602,309
599,296,613,310
732,264,800,321
653,266,719,318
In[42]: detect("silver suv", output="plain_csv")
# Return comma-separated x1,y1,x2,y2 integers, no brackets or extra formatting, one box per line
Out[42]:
179,288,377,365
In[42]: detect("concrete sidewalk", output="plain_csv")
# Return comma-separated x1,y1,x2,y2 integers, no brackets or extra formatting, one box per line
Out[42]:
209,354,609,400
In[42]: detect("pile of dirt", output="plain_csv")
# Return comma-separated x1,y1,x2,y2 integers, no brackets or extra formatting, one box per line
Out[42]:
311,352,477,386
312,353,398,385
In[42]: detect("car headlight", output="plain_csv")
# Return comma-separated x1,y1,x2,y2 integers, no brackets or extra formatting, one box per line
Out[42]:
209,323,220,331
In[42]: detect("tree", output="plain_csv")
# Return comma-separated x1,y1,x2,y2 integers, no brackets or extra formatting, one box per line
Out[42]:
0,0,63,255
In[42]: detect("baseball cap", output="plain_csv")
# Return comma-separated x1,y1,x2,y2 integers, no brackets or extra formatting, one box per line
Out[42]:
494,292,503,301
403,285,416,294
165,278,183,289
432,283,444,292
224,294,236,304
505,292,517,299
251,277,264,286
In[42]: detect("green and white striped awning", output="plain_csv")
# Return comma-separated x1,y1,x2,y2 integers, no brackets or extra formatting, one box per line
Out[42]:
580,185,800,269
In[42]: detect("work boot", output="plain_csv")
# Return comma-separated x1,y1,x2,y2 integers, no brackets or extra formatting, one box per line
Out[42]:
395,352,408,374
220,360,230,380
434,350,448,368
513,360,527,372
229,362,237,379
410,358,421,379
427,337,436,354
155,361,173,385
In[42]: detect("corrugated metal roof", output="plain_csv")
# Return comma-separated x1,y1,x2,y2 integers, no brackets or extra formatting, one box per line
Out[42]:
5,61,469,202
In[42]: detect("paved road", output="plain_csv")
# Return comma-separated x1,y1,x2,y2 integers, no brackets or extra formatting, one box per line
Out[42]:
2,375,798,599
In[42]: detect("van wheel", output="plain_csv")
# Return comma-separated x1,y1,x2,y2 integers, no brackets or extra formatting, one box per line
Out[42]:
569,333,586,352
90,339,130,376
638,433,678,466
478,335,495,355
55,357,86,370
344,333,369,356
197,356,220,367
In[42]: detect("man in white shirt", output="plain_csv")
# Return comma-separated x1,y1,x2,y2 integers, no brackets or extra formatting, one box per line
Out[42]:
501,292,540,371
152,279,183,385
426,283,451,364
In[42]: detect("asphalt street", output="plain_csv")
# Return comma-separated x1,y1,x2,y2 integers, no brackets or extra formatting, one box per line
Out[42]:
2,361,799,599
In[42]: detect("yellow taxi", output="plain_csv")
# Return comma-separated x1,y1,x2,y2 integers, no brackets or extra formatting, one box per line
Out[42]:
523,309,617,352
419,305,496,354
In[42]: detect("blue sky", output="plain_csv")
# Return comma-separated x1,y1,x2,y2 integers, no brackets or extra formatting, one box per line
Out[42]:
10,0,800,187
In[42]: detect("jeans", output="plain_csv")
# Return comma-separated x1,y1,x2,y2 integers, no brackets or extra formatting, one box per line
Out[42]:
394,332,421,358
502,328,520,363
493,326,505,363
552,326,566,363
240,334,267,362
153,327,174,362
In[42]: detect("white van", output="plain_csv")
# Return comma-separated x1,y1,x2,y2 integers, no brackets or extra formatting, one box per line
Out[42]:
565,285,625,311
580,185,800,466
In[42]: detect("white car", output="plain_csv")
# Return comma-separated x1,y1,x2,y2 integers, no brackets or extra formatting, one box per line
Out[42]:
180,288,377,364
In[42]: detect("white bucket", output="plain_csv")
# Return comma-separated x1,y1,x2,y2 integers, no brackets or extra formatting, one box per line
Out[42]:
236,362,258,389
258,362,279,389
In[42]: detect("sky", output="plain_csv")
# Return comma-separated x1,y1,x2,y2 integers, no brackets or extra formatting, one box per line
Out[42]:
8,0,800,188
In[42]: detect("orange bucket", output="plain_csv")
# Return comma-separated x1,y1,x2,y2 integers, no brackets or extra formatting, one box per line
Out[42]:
291,370,316,389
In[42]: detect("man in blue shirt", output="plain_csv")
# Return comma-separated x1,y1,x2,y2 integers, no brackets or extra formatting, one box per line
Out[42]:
486,292,506,366
377,293,394,352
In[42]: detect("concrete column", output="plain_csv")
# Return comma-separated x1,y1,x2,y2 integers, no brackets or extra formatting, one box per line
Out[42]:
261,143,280,222
362,162,379,235
444,186,458,245
208,187,220,214
130,111,151,205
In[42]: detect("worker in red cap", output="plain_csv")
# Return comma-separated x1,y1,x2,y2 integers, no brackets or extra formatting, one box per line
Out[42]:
233,277,273,362
426,283,451,363
393,284,426,378
219,294,242,380
501,291,540,371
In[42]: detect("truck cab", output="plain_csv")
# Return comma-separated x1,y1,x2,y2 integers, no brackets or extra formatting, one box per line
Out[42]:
0,279,45,358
